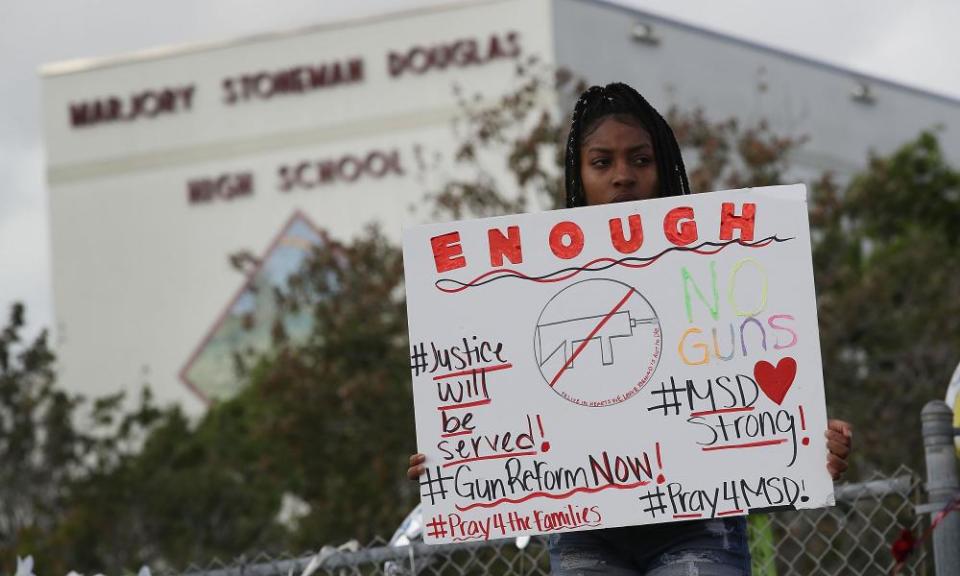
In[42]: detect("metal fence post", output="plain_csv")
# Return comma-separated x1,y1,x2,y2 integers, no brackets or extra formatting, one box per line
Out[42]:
922,400,960,575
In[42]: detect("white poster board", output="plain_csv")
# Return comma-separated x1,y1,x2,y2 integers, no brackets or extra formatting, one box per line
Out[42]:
403,185,834,544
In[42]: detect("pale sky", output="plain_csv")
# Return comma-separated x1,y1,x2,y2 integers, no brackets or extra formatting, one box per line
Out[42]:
2,0,959,338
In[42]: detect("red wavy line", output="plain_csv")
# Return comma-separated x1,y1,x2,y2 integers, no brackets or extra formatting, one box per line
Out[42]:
690,406,755,417
701,438,787,451
455,480,649,512
437,238,776,294
442,451,538,468
433,363,513,381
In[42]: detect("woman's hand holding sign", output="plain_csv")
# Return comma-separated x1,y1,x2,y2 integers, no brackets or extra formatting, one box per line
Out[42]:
826,419,853,481
408,452,426,481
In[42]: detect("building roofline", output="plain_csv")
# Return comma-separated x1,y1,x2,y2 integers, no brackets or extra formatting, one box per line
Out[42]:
39,0,960,110
39,0,510,77
583,0,960,108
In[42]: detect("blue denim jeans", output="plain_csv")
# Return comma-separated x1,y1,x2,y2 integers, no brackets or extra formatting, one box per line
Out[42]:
547,518,750,575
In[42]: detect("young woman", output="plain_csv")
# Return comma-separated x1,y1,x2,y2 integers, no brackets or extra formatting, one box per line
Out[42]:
408,82,853,575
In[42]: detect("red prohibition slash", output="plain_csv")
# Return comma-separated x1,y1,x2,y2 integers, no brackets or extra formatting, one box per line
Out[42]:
455,480,650,511
549,287,635,388
432,363,513,380
702,439,787,451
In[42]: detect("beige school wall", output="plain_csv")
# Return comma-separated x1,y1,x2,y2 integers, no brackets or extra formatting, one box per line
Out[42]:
42,0,556,415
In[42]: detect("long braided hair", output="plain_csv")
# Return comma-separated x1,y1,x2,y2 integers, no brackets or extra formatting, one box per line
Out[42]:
565,83,690,208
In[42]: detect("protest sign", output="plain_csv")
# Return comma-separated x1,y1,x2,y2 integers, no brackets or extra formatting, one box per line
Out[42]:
402,185,834,544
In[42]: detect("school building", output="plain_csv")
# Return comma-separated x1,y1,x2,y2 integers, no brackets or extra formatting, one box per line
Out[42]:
41,0,960,414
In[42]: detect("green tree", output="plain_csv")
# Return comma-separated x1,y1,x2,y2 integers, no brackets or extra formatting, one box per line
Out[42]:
421,59,807,219
812,132,960,473
0,303,163,574
7,64,957,573
421,59,578,218
0,303,70,549
10,227,413,573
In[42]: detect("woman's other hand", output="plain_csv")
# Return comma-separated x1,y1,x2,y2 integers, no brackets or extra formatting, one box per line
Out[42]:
826,419,853,481
408,453,426,481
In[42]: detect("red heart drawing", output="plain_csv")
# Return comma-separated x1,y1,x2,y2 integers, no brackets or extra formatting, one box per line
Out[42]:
754,357,797,405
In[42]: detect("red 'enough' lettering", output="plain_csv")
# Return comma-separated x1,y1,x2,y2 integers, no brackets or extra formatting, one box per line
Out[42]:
609,215,644,254
719,202,756,241
664,207,698,246
488,226,523,267
431,232,466,273
549,221,585,259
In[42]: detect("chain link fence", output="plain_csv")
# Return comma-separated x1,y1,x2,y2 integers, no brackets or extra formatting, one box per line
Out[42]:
166,466,929,576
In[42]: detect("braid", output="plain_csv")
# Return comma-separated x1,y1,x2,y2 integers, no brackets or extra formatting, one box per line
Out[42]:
565,83,690,208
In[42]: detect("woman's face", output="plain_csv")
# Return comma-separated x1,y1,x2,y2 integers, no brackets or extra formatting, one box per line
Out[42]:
579,116,660,206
